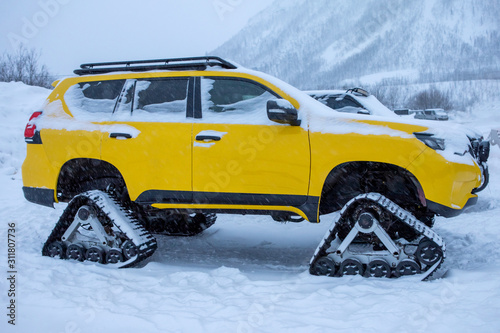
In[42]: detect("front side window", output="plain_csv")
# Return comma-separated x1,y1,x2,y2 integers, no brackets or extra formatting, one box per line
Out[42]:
200,77,277,124
64,79,125,119
133,78,188,114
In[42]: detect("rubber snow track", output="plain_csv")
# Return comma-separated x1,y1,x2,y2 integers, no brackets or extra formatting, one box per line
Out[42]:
310,193,445,280
42,190,157,268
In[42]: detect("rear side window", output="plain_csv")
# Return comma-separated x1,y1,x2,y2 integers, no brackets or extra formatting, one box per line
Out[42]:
133,78,188,114
113,78,190,122
64,80,125,119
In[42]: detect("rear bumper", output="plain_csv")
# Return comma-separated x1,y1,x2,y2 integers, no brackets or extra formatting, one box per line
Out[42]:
23,187,55,208
427,196,478,218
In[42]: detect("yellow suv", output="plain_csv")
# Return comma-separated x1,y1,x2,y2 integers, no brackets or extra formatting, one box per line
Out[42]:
22,57,489,277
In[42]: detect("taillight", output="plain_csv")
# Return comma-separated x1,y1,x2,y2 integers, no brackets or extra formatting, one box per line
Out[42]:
24,111,43,143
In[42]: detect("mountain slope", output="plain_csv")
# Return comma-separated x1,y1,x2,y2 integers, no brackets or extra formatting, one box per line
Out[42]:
214,0,500,89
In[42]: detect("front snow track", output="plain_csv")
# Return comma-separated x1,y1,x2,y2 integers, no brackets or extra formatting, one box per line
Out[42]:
42,190,157,268
310,193,446,280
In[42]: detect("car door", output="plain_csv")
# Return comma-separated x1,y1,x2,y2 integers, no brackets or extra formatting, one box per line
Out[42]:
100,77,193,203
192,76,310,207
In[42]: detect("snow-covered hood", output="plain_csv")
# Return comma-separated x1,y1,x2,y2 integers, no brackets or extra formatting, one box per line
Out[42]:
298,93,479,166
305,89,397,118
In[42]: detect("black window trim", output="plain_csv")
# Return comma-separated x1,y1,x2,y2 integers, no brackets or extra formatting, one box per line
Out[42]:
194,77,201,119
112,79,136,115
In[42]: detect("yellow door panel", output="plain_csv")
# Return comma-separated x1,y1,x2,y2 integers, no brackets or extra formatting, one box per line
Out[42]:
101,122,192,201
192,76,310,202
192,123,309,196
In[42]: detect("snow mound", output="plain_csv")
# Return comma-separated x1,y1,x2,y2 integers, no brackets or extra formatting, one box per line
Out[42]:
0,82,50,176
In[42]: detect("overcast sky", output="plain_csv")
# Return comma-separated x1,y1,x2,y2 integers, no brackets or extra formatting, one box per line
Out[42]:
0,0,274,76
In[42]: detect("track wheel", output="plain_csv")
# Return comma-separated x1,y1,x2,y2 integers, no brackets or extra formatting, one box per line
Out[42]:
46,241,66,259
106,248,124,264
66,244,85,261
121,240,138,260
340,259,364,276
416,238,443,266
366,259,392,278
310,257,337,276
394,259,421,277
86,246,105,263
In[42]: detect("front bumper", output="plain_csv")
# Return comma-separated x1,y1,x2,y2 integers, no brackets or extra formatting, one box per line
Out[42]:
427,196,478,218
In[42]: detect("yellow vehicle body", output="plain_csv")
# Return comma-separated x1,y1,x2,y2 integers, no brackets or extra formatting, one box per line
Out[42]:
22,64,485,222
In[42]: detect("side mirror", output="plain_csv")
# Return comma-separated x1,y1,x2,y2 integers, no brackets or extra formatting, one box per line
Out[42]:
267,99,301,126
357,109,370,115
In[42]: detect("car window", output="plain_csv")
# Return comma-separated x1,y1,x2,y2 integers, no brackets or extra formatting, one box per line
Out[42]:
64,79,125,119
112,78,190,122
328,96,362,110
134,78,188,113
200,77,277,124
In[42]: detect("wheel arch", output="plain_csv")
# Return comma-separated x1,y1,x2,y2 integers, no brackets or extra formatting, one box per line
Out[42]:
56,158,128,202
319,161,426,216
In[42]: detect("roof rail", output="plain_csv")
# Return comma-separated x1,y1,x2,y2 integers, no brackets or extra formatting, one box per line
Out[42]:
74,56,237,75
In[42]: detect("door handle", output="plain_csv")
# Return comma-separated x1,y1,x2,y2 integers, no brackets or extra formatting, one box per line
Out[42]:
195,135,221,141
109,133,132,139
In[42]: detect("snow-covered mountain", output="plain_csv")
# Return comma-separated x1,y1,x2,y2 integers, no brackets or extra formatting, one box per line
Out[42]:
214,0,500,90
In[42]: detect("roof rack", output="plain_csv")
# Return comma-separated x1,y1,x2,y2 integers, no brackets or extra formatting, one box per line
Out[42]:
74,56,237,75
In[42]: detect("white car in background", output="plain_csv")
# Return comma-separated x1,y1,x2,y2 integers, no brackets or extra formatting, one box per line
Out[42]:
305,88,397,118
414,108,449,121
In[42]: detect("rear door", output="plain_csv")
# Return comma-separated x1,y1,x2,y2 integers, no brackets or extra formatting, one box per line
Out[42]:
100,77,193,203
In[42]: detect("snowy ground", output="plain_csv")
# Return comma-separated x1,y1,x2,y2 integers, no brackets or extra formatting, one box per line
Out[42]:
1,82,500,332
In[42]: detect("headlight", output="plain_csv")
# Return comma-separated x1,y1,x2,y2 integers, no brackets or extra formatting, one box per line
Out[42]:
414,133,445,151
